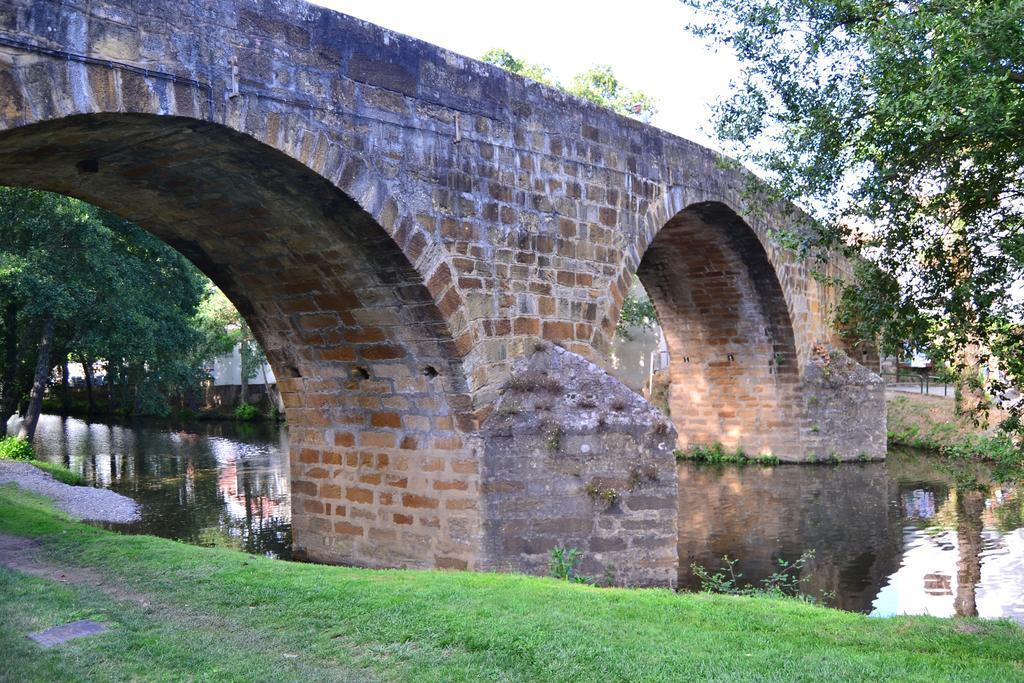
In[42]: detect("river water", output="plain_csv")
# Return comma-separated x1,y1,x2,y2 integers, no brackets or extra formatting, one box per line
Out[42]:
24,414,1024,622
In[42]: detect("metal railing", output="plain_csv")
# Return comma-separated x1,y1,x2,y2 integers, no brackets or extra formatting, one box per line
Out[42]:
881,370,952,397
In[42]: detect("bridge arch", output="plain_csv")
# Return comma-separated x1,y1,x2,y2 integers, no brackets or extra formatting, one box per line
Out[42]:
0,112,483,570
631,201,804,457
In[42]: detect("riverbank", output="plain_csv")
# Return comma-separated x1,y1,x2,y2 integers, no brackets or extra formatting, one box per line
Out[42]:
0,462,139,523
887,391,1010,449
1,485,1020,681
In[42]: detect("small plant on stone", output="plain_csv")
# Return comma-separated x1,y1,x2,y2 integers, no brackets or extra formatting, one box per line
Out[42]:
498,401,522,416
545,424,563,452
678,442,749,464
599,488,620,506
602,565,617,587
628,464,658,490
548,546,591,583
507,371,563,394
585,482,620,508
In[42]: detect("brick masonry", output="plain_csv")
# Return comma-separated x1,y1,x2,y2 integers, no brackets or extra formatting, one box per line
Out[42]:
0,0,885,574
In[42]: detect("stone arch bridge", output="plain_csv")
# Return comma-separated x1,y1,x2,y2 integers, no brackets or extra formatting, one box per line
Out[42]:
0,0,884,585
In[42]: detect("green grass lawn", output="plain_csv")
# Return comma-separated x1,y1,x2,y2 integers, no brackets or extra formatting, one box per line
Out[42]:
1,484,1022,682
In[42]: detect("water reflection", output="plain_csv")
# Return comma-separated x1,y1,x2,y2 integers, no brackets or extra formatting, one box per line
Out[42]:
24,414,292,558
678,450,1024,623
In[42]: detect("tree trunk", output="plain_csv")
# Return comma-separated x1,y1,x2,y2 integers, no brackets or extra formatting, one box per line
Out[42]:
260,363,282,416
58,354,71,415
0,302,18,437
17,315,55,442
108,361,116,410
239,347,249,406
79,353,96,414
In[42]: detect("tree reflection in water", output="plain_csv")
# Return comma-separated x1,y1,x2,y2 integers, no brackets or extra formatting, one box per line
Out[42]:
27,414,292,559
678,449,1024,623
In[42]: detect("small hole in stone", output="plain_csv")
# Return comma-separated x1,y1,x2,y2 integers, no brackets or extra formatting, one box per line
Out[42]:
422,365,438,378
284,364,300,378
727,354,735,362
76,159,99,174
352,366,370,380
683,356,690,363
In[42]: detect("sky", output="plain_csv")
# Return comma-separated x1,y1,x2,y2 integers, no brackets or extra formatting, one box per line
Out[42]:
311,0,739,150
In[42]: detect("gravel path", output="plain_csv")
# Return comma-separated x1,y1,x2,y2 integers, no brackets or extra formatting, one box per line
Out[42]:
0,461,141,523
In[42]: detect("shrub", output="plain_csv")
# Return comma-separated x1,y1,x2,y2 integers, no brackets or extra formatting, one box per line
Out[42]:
548,546,591,584
691,550,825,603
0,437,36,461
675,442,779,466
234,403,261,422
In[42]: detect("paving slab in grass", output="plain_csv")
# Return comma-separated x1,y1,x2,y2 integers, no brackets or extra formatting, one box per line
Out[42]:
27,619,108,648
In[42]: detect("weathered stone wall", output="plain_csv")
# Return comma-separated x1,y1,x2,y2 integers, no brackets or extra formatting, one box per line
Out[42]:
0,0,885,572
800,349,888,461
481,345,678,587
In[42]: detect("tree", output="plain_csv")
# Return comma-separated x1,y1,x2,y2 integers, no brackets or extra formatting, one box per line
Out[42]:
616,278,659,338
569,66,657,122
193,285,279,413
480,49,557,87
684,0,1024,427
481,50,657,121
0,188,208,438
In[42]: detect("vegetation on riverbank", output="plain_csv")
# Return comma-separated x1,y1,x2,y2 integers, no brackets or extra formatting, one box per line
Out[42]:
0,437,83,486
887,393,1023,481
675,442,780,466
1,485,1020,682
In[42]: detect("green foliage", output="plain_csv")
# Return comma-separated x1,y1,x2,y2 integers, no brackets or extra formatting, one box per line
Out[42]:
941,433,1024,484
615,280,659,337
480,48,556,86
0,188,210,420
233,403,261,422
482,50,656,120
0,437,34,461
676,443,779,466
686,0,1024,434
584,483,620,508
547,546,590,583
568,66,658,120
691,550,825,603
